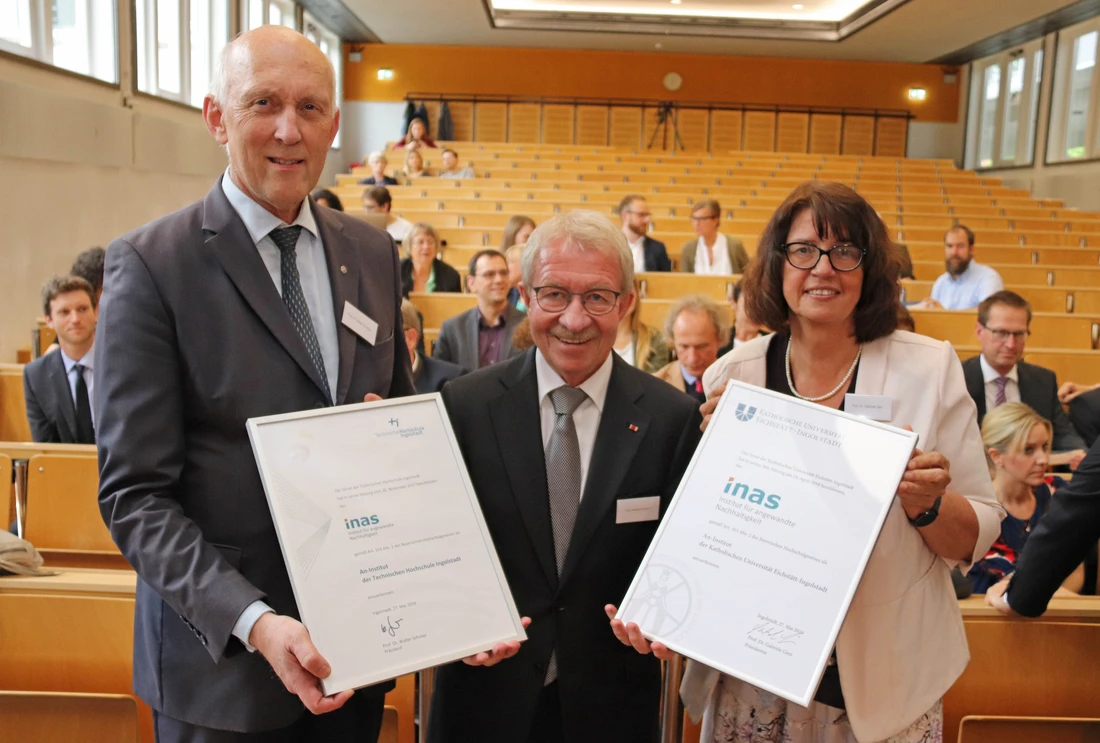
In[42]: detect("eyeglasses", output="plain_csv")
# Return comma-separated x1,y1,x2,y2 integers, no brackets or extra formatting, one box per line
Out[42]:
982,325,1030,344
691,214,719,222
782,242,865,272
626,210,651,219
531,286,622,316
474,269,510,280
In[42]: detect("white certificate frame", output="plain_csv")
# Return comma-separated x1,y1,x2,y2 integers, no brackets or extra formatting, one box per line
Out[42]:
617,380,917,706
247,393,526,694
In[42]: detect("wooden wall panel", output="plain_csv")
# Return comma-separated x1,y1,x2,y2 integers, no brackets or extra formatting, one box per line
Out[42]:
776,112,810,153
743,111,777,152
842,115,875,156
542,104,575,145
676,108,710,151
576,105,610,146
809,113,842,154
875,118,909,157
710,110,743,152
507,103,541,143
473,102,507,142
609,106,643,149
447,101,474,141
421,100,440,139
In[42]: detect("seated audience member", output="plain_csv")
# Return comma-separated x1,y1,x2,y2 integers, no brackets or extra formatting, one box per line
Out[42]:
439,148,475,179
1061,381,1100,447
363,185,413,243
433,249,526,371
915,225,1003,309
401,299,465,394
500,214,536,252
614,281,669,373
403,148,430,180
896,303,916,333
962,290,1087,468
23,276,98,444
968,403,1082,594
395,117,436,148
654,294,727,404
359,150,399,186
70,246,106,304
718,280,764,356
401,222,461,296
310,188,343,211
504,244,526,311
618,194,671,272
680,200,750,275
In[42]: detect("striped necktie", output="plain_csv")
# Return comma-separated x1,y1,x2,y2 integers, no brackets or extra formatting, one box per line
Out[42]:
994,376,1008,407
269,226,330,403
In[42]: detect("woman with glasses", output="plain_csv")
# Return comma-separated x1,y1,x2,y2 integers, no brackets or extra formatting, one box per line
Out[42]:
610,182,1002,743
679,199,751,275
400,223,461,297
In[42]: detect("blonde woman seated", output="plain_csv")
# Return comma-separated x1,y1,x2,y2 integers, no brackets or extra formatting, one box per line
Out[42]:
613,282,669,373
400,223,461,297
968,402,1084,594
680,199,750,275
403,148,430,181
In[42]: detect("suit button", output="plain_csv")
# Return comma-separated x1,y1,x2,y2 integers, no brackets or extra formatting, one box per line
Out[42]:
534,663,544,672
555,605,564,613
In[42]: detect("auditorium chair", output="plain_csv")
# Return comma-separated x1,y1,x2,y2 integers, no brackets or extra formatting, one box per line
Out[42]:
956,715,1100,743
0,690,140,743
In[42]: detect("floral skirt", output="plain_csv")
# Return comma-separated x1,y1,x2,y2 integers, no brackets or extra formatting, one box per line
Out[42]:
706,674,943,743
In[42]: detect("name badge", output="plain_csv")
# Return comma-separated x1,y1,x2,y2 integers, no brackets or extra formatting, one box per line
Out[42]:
616,496,661,524
342,302,379,345
844,394,893,421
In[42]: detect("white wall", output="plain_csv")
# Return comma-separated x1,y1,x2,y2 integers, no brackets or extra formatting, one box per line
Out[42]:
316,101,408,190
908,121,965,162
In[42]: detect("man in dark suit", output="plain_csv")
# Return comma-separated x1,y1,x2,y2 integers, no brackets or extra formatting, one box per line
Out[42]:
987,438,1100,616
961,290,1086,468
429,210,702,743
23,275,98,444
1068,387,1100,448
433,249,526,371
401,299,465,393
95,26,413,743
618,195,671,272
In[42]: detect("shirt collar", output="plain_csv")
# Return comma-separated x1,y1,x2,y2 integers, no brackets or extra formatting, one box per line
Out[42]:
478,308,508,329
626,231,645,250
220,169,318,246
535,348,614,414
946,260,978,284
980,353,1018,384
411,351,421,375
60,342,94,372
680,364,700,386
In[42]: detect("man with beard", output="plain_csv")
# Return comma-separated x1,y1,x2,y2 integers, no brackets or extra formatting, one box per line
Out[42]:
916,225,1003,309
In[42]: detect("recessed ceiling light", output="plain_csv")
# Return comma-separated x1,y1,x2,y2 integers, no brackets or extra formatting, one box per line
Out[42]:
792,3,804,8
671,0,681,4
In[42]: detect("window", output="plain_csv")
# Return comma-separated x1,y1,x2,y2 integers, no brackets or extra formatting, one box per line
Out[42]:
1066,31,1097,158
304,11,343,150
135,0,230,107
0,0,118,83
1048,19,1100,163
966,38,1044,169
243,0,296,31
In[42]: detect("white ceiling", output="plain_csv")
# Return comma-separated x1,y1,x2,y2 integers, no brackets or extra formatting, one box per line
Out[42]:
487,0,879,23
342,0,1078,62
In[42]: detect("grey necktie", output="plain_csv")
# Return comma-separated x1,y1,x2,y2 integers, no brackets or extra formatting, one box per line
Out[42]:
269,226,330,402
544,384,588,685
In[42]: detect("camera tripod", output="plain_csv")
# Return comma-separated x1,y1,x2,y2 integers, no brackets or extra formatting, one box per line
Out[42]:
647,101,686,153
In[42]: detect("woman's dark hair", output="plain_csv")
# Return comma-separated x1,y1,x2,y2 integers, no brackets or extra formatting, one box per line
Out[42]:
743,181,904,344
311,188,343,211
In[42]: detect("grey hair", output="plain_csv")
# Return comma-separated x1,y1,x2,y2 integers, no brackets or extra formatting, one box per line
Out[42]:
665,293,729,346
208,29,337,107
400,299,422,337
520,210,634,294
368,150,387,164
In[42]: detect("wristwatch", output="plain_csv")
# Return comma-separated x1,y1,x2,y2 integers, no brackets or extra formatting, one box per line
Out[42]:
908,496,942,527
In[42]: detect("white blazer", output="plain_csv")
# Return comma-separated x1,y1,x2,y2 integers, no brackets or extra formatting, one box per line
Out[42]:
682,331,1003,742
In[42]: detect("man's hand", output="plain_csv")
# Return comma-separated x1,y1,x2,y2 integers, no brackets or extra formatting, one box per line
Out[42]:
897,426,950,520
913,298,943,309
462,617,532,667
700,381,726,433
1070,449,1087,471
249,613,353,715
1058,381,1081,403
1049,449,1088,470
985,577,1018,616
363,393,383,403
604,605,676,661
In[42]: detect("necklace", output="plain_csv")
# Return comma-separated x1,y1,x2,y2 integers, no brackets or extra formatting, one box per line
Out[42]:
785,336,863,402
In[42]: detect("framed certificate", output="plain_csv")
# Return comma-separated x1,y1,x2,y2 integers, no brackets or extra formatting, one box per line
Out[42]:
247,394,526,695
617,380,917,706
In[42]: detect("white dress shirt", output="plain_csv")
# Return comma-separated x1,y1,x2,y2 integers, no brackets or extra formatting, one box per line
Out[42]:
627,233,647,275
535,350,614,499
694,234,732,275
980,354,1020,412
614,341,636,367
60,343,95,425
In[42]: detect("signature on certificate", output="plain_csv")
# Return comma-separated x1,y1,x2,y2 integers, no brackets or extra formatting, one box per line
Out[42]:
747,617,803,647
381,616,404,637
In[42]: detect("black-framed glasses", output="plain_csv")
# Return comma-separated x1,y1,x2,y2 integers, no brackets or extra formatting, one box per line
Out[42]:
982,325,1030,344
690,214,719,222
782,242,866,272
531,286,622,315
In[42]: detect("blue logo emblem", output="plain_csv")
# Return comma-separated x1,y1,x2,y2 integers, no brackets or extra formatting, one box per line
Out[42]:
734,403,756,422
388,417,399,428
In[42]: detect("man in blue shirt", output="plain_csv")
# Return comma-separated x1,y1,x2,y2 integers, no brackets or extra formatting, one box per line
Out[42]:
916,225,1003,310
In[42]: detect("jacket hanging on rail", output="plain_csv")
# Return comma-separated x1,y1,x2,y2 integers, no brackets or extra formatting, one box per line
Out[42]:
437,102,455,142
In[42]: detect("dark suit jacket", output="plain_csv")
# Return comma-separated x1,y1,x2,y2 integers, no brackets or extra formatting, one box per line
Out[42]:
642,236,671,272
414,353,466,394
433,305,526,372
358,175,399,186
23,350,92,443
1007,438,1100,616
94,179,414,732
1069,387,1100,448
428,351,702,743
961,356,1086,451
400,257,462,297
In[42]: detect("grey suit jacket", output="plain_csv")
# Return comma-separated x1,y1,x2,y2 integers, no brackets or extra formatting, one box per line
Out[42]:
23,350,87,443
678,234,750,274
95,178,415,732
432,305,526,372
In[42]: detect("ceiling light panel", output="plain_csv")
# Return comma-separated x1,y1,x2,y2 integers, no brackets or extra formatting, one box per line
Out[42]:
488,0,882,23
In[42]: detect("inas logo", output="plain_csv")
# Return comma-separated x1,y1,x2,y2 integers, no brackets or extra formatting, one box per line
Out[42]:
388,418,399,428
344,515,381,530
724,477,781,510
734,403,757,422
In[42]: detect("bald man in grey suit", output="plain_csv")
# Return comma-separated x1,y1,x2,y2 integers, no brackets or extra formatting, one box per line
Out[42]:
95,27,413,743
